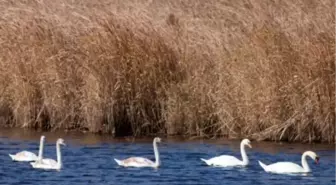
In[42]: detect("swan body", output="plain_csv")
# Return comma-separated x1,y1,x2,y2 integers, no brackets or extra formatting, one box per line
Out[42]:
201,155,245,167
9,135,45,162
258,151,319,174
114,157,156,167
114,137,161,168
9,151,38,162
201,138,252,167
30,138,65,170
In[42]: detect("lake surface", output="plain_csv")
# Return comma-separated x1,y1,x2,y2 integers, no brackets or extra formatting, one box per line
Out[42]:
0,128,334,185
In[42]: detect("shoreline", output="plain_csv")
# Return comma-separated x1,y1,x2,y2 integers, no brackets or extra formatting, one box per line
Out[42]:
0,126,334,144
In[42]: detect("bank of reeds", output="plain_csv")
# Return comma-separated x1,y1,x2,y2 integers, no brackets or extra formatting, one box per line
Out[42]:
0,0,334,142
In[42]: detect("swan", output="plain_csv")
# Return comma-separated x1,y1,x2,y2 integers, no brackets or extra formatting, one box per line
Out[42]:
114,137,161,168
200,138,252,167
30,138,66,170
258,151,319,174
9,135,45,162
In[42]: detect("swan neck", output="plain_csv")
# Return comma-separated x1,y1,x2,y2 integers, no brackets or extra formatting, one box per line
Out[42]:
56,142,62,168
153,140,160,167
240,142,248,165
37,138,44,161
301,152,311,172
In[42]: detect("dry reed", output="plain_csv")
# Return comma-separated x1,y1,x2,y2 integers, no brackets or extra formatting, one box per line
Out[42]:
0,0,334,143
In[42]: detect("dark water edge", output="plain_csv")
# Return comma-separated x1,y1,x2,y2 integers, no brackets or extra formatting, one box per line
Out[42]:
0,127,335,185
0,127,334,150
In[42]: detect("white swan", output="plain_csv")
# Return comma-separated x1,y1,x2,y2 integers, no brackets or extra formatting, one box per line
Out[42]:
9,135,45,162
258,151,319,174
114,137,161,168
30,138,66,170
200,138,252,167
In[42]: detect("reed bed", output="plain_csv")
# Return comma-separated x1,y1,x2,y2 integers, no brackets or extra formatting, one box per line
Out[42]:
0,0,334,142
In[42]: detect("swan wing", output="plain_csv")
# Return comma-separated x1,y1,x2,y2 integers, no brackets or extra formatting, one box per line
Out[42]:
30,158,59,170
203,155,243,167
118,157,155,167
41,158,58,166
9,151,38,162
261,162,305,173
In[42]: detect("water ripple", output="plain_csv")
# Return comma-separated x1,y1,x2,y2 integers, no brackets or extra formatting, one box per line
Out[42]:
0,138,334,185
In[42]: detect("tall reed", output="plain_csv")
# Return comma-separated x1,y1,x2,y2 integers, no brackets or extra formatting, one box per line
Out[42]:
0,0,334,142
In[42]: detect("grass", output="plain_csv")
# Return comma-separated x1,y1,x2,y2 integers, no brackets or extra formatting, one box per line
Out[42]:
0,0,334,143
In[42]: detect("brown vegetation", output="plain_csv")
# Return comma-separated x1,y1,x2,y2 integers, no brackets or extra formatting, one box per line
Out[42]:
0,0,334,143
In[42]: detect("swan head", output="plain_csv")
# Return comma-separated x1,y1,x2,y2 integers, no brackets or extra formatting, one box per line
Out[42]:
57,138,66,146
40,135,45,141
242,139,252,148
154,137,162,143
305,151,319,164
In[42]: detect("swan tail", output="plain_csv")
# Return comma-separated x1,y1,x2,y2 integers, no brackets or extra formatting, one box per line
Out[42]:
30,161,39,168
258,160,268,171
200,158,210,165
8,154,15,160
114,158,124,166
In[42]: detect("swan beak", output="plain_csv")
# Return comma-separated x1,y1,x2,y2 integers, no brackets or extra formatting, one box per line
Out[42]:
248,144,252,148
315,156,320,164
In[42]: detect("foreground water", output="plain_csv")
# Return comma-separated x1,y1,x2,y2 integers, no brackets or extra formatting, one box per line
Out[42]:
0,129,334,185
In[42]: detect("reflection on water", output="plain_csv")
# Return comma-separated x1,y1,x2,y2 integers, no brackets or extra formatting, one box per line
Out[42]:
0,128,335,185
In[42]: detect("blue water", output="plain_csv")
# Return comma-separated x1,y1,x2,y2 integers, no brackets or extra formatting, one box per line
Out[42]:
0,132,334,185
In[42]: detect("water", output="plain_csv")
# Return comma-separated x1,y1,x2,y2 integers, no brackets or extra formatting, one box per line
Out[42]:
0,128,334,185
